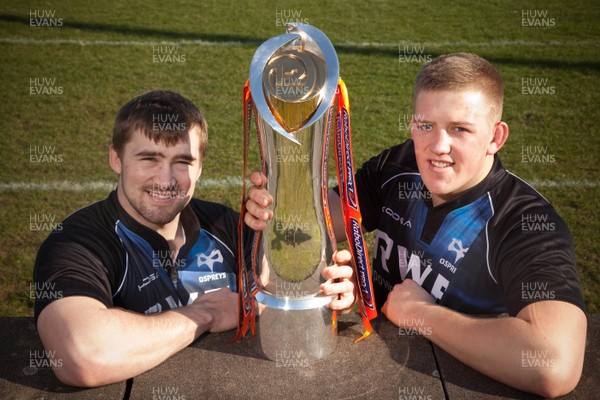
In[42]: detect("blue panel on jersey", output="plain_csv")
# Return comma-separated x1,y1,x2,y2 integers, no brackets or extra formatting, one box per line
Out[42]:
114,221,236,313
179,230,237,296
114,221,186,313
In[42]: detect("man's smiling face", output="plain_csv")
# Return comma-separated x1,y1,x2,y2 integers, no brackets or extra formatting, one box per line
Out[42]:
110,127,202,231
410,89,501,206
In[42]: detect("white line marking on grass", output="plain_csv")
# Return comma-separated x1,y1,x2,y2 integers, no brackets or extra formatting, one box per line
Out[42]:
0,179,243,192
0,37,249,47
0,181,117,191
1,37,598,48
0,179,596,192
529,179,598,188
355,40,600,48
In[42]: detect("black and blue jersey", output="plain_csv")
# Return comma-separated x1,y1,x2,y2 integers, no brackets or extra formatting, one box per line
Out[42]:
355,140,584,316
34,191,244,322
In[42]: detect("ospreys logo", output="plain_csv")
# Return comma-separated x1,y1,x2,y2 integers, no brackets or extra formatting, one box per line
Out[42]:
448,238,469,263
196,249,223,272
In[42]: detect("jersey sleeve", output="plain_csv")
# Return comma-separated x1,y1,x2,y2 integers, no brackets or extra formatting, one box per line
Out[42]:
33,233,118,325
490,203,585,317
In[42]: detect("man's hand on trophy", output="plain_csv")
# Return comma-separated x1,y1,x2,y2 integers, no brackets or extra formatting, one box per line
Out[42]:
321,250,356,312
244,172,273,231
245,173,356,312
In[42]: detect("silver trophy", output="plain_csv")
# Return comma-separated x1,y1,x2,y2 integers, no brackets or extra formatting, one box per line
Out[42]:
248,23,340,362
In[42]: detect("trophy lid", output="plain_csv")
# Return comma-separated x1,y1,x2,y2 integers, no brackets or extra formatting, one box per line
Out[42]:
249,23,340,144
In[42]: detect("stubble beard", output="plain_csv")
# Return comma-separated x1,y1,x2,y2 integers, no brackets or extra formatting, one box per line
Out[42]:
127,185,190,226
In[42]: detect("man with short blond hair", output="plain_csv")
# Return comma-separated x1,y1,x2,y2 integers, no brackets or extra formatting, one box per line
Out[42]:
414,52,504,120
245,53,587,397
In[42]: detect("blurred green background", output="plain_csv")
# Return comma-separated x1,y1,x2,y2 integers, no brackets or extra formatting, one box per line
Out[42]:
0,0,598,315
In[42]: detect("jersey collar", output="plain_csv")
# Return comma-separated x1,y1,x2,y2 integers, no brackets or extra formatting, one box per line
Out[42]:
425,155,507,212
109,190,201,256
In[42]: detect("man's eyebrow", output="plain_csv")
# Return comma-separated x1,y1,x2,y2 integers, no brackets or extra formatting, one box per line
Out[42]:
412,118,432,124
413,119,475,125
176,154,197,162
135,150,165,158
134,151,196,162
449,120,476,126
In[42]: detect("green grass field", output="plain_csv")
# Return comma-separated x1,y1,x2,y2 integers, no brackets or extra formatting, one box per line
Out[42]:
0,0,598,315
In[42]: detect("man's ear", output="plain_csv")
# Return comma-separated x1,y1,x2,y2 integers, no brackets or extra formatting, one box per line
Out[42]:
109,145,122,175
487,121,509,156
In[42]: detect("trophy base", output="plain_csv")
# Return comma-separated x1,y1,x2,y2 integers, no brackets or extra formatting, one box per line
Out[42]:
254,291,337,363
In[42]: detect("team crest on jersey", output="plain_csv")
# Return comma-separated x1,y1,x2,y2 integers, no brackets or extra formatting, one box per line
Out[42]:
196,248,224,272
447,238,469,263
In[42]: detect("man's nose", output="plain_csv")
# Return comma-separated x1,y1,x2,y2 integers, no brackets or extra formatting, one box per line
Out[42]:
429,129,451,155
154,164,177,190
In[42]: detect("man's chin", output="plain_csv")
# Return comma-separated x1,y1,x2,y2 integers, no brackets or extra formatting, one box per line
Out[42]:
139,205,186,226
420,181,455,203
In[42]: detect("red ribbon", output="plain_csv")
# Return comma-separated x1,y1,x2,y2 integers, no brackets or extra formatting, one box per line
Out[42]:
232,79,259,342
334,79,377,341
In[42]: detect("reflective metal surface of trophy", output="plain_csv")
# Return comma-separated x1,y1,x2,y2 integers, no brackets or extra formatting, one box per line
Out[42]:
249,23,340,362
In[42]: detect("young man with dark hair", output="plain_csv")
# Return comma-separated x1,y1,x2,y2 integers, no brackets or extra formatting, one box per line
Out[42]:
245,53,587,398
33,90,354,387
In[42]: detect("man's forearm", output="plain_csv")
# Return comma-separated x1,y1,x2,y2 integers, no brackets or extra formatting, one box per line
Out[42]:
78,307,211,385
420,305,543,389
411,301,586,398
38,297,215,387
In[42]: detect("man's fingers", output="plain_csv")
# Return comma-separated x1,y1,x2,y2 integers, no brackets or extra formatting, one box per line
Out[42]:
244,212,267,231
322,264,353,280
324,280,355,311
249,171,267,188
321,278,354,297
247,186,272,208
329,292,355,311
243,177,273,232
332,249,352,265
322,250,353,281
245,194,272,221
